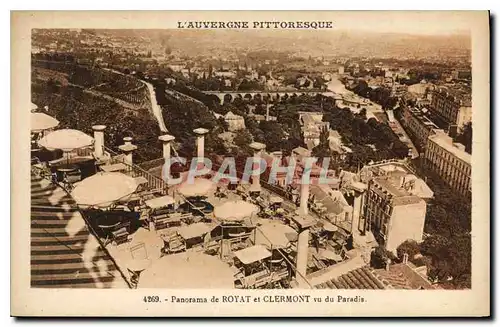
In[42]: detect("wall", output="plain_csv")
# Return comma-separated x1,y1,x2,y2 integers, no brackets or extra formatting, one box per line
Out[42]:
386,201,427,253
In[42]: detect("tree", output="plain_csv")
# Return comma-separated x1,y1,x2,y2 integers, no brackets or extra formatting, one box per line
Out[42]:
370,246,390,269
233,129,253,147
312,126,332,158
396,240,420,262
421,234,471,288
259,121,286,152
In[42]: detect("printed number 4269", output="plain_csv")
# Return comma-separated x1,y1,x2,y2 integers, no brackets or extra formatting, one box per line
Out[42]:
144,296,161,303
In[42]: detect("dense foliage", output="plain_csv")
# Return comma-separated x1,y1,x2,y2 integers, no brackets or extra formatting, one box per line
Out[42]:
31,66,162,163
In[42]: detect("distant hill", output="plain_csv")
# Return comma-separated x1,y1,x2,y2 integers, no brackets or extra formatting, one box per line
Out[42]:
91,29,470,61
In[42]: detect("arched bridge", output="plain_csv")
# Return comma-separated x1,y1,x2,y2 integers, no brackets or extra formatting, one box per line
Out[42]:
202,90,338,104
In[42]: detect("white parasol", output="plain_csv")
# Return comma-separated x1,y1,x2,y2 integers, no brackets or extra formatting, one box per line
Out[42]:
38,128,94,152
138,252,234,289
31,112,60,132
71,172,138,208
144,195,175,209
214,200,260,222
322,221,339,232
177,178,215,197
254,221,298,249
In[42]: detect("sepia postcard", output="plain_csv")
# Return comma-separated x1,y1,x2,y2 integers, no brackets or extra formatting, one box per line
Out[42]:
11,10,490,317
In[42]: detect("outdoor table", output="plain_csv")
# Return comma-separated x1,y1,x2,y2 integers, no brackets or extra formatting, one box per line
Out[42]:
100,163,128,173
55,165,78,181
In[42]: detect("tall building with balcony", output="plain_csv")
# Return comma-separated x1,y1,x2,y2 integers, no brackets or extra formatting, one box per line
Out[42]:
360,162,433,253
430,86,472,128
424,130,471,197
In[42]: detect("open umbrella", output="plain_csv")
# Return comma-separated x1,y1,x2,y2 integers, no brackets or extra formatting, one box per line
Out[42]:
71,172,138,208
38,129,94,165
138,252,234,289
214,200,260,222
322,221,339,232
38,129,94,152
177,178,215,197
31,112,60,132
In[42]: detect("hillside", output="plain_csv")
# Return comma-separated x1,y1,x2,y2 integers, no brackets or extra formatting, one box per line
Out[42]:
31,58,162,163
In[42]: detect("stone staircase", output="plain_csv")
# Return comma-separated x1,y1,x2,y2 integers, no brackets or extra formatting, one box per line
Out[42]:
30,171,128,288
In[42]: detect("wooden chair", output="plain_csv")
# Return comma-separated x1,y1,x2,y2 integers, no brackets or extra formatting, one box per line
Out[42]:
153,214,181,231
110,221,131,246
130,242,148,260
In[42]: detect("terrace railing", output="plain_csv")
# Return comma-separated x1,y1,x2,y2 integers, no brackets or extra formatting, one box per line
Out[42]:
104,147,168,195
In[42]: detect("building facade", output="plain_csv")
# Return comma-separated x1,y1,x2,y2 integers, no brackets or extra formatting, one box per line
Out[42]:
424,131,471,197
430,87,472,128
400,106,440,153
359,162,433,253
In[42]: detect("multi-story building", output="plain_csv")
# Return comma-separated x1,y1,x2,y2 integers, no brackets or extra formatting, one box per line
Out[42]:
360,162,433,253
400,106,441,153
424,130,471,197
430,86,472,128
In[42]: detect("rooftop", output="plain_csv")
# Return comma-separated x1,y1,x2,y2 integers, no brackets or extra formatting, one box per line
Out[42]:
434,85,472,107
406,107,441,130
369,163,433,201
429,131,471,165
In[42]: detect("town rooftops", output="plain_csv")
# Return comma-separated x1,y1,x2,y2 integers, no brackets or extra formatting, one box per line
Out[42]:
406,107,440,130
374,263,435,290
434,85,472,107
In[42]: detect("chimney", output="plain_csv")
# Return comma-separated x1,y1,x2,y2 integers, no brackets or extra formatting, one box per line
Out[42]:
118,136,137,166
92,125,106,159
159,134,175,182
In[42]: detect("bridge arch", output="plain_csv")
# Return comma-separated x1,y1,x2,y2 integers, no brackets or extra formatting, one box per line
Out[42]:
223,93,233,104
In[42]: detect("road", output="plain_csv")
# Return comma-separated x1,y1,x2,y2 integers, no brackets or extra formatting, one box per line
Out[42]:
142,80,168,133
102,67,168,133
